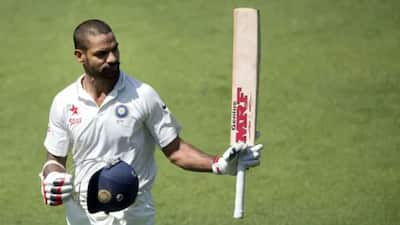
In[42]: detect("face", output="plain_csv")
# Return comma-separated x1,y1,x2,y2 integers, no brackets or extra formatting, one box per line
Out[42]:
75,32,120,79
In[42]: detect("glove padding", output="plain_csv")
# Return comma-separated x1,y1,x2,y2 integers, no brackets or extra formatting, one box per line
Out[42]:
41,172,73,206
212,143,263,175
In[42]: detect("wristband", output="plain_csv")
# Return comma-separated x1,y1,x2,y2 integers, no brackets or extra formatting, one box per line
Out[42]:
39,160,66,179
212,156,222,174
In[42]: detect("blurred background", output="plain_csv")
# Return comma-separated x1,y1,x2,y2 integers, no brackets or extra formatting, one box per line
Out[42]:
0,0,399,224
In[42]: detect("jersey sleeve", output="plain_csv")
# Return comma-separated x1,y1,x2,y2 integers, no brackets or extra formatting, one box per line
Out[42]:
44,95,70,157
142,85,181,148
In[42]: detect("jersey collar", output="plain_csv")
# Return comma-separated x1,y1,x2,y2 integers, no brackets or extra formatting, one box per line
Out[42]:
76,71,126,103
107,71,126,98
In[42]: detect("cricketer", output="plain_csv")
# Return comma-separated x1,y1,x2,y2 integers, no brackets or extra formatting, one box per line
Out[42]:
39,19,263,225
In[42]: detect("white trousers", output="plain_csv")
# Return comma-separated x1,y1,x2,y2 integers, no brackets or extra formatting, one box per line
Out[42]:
65,191,155,225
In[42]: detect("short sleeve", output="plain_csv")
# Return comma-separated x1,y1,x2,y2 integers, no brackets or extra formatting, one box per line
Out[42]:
142,85,181,148
44,95,70,157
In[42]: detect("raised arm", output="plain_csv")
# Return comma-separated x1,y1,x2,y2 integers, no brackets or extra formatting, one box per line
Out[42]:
162,136,263,175
162,137,214,172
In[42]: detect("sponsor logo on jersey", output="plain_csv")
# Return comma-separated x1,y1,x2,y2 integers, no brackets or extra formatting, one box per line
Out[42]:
68,104,82,126
69,104,79,115
69,117,82,126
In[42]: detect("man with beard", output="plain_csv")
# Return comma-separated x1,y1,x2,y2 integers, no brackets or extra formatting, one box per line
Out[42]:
39,19,263,225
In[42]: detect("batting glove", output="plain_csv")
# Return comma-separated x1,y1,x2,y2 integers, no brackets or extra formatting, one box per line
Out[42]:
40,172,73,206
212,143,263,175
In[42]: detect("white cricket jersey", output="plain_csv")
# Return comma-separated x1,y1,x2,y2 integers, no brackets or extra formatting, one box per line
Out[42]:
44,71,180,193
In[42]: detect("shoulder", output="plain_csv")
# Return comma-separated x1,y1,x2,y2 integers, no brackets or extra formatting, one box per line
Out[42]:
52,78,80,103
122,72,160,100
121,72,166,116
48,77,80,113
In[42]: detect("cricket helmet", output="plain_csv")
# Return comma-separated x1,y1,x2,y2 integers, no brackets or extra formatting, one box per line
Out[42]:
86,160,139,213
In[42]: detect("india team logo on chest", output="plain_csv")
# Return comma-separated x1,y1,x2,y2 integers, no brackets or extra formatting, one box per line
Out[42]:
115,105,129,118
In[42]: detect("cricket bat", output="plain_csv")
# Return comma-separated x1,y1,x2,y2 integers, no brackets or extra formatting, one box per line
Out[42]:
230,8,260,219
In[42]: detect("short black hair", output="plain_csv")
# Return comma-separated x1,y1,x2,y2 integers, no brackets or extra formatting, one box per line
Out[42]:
73,19,113,50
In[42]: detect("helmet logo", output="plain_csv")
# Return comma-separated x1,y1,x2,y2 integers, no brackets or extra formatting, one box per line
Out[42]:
98,189,112,203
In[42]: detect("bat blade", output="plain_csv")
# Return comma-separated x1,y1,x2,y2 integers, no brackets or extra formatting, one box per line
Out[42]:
230,8,260,219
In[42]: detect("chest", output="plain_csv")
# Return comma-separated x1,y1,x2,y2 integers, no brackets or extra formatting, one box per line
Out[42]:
65,101,146,143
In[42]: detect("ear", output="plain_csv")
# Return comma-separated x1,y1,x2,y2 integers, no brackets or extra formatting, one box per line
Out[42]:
74,49,85,64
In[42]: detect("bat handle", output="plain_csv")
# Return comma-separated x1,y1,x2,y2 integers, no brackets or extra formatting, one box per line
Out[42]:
234,162,246,219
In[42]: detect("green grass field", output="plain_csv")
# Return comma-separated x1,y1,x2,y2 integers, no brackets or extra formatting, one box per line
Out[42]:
0,0,399,224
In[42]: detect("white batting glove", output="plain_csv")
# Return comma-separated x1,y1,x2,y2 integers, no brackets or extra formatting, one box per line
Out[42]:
212,143,263,175
40,172,73,206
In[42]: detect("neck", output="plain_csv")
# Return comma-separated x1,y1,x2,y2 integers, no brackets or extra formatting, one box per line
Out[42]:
82,73,119,106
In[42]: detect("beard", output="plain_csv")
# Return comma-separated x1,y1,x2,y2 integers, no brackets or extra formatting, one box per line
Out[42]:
83,62,120,80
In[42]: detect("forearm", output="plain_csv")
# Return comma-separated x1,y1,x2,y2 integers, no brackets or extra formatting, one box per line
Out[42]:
40,153,73,206
163,137,215,172
42,153,67,178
